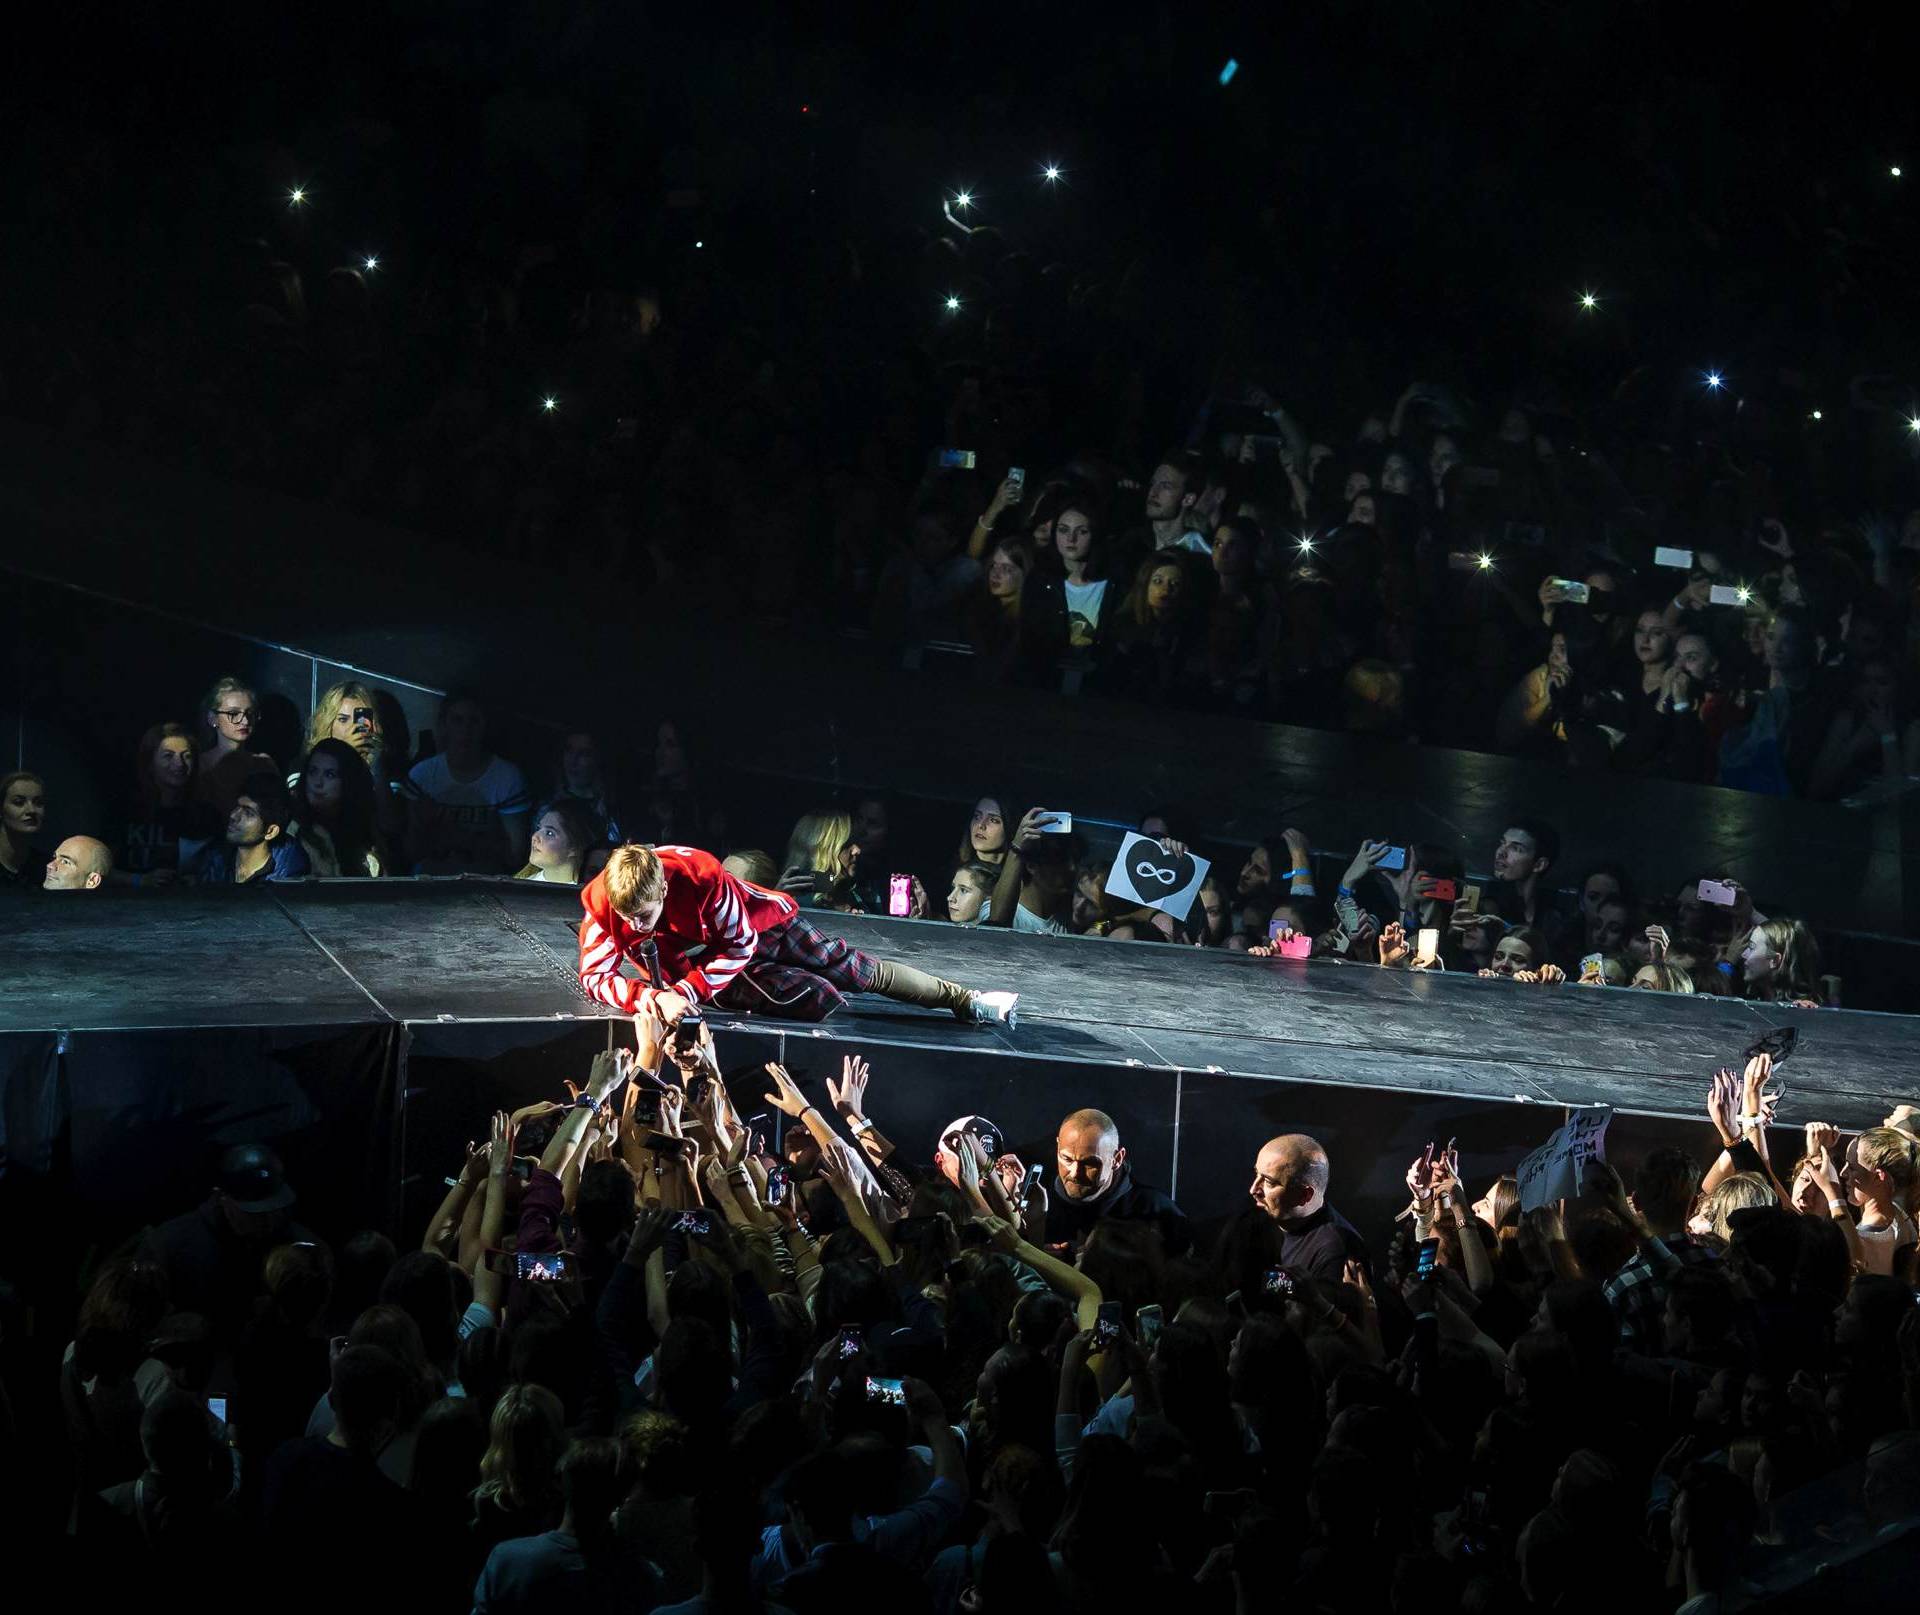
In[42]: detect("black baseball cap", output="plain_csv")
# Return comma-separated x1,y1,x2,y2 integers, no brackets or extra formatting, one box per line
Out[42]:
216,1143,296,1213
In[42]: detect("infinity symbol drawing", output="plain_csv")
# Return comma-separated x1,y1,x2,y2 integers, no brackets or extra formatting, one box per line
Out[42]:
1135,860,1179,886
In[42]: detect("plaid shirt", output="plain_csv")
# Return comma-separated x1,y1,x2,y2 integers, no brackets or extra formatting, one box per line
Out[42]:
1603,1232,1721,1352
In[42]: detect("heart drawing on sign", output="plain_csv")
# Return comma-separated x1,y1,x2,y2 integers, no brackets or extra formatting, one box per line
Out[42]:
1132,843,1196,894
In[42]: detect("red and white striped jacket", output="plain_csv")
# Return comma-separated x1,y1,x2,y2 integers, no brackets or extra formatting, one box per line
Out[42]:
577,845,798,1015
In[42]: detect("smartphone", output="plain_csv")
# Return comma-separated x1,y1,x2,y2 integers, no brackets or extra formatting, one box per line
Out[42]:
1243,432,1286,462
1698,878,1738,906
1094,1300,1124,1350
644,1131,693,1157
866,1375,908,1405
1022,1161,1046,1191
1457,884,1481,915
1376,845,1408,871
1279,932,1314,960
1446,550,1484,572
888,874,912,917
1426,879,1459,903
1036,812,1073,834
1654,546,1695,570
511,1159,533,1181
1417,928,1440,961
1136,1303,1165,1349
1262,1266,1295,1297
670,1209,715,1237
1708,584,1745,606
766,1163,791,1206
1416,1238,1439,1282
936,448,978,470
671,1007,706,1050
837,1325,864,1359
1552,579,1591,604
482,1250,514,1276
518,1251,570,1281
1006,466,1026,499
1580,952,1605,977
746,1112,773,1155
206,1396,228,1423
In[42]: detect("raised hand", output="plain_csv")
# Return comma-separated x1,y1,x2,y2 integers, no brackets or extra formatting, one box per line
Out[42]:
1646,924,1670,963
970,1213,1020,1253
1378,920,1411,969
1707,1069,1740,1144
489,1110,514,1173
826,1054,870,1119
762,1062,811,1118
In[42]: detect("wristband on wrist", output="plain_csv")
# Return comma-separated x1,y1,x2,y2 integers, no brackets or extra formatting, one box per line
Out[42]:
1287,867,1312,880
1337,884,1354,898
1827,1198,1847,1213
848,1116,874,1136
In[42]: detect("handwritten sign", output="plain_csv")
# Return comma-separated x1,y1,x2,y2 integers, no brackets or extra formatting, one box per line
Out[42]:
1105,833,1210,920
1515,1106,1613,1212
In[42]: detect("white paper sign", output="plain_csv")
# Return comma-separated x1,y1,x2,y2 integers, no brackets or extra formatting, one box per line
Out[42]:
1105,833,1211,919
1515,1105,1613,1212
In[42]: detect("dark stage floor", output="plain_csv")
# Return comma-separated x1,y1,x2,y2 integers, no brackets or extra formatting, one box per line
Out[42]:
6,880,1908,1130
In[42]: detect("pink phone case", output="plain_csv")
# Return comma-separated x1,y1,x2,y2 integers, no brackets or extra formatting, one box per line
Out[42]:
1279,934,1314,959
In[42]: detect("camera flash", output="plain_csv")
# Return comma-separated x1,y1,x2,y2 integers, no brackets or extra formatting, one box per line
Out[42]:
1736,586,1752,603
954,190,973,209
288,187,306,206
1578,292,1597,311
1043,164,1062,182
1477,553,1494,570
541,396,557,413
363,256,378,272
1704,371,1724,390
945,295,961,312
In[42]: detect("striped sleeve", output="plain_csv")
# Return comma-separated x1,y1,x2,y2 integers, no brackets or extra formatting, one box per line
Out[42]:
578,912,649,1014
677,868,760,1002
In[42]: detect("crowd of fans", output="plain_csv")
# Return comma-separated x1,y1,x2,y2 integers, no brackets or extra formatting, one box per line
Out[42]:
1,664,1849,1008
34,1017,1920,1610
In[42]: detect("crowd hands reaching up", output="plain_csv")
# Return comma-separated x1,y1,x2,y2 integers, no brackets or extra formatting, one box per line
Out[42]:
49,1018,1920,1610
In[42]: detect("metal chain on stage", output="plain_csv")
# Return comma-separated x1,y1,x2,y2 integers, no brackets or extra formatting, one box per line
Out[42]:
478,891,603,1011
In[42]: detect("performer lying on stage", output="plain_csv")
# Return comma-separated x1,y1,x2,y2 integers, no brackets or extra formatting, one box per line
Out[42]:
578,842,1019,1026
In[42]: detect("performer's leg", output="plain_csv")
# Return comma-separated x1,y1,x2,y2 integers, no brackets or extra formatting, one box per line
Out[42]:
716,961,846,1022
762,917,1017,1025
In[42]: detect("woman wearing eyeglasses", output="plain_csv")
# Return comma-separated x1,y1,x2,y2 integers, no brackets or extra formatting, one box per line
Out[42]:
193,674,278,819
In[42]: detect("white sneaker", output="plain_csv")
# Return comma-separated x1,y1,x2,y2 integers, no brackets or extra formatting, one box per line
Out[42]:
965,990,1019,1029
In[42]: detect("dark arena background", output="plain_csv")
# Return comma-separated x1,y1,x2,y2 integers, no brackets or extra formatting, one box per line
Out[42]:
3,1,1919,1604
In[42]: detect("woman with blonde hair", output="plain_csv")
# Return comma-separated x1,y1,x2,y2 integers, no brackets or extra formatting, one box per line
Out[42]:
1738,917,1824,1005
779,809,859,910
300,680,407,854
194,674,276,816
471,1383,566,1550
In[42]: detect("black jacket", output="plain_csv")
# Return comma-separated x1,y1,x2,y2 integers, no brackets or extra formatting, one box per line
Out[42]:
1047,1162,1192,1258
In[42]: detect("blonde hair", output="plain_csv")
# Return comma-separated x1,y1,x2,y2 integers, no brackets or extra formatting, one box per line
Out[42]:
1749,917,1822,1002
1639,962,1695,994
1701,1172,1774,1241
782,811,854,881
1853,1127,1919,1190
722,848,778,887
604,843,666,916
306,680,383,758
200,674,254,736
476,1383,566,1508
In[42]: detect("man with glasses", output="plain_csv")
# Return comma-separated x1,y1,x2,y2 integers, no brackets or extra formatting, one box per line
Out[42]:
190,772,311,885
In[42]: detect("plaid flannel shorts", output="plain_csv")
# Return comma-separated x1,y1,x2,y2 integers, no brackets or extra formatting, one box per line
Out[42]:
714,914,879,1022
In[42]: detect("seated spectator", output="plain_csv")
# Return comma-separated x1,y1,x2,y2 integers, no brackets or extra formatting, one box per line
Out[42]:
514,799,596,884
1023,494,1117,669
945,862,995,925
1139,451,1210,558
955,796,1011,873
1247,1133,1369,1281
1,769,50,886
44,835,113,891
194,675,278,817
291,739,385,876
406,691,531,875
964,538,1033,678
1479,924,1553,979
1488,819,1559,928
722,849,779,887
1048,1108,1191,1257
473,1437,654,1613
1738,917,1823,1004
301,679,408,847
1102,553,1197,702
551,729,628,849
780,810,861,910
118,724,203,886
1810,654,1917,799
190,773,311,884
982,809,1076,935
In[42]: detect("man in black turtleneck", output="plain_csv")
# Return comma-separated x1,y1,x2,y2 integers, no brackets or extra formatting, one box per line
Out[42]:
1046,1107,1191,1258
